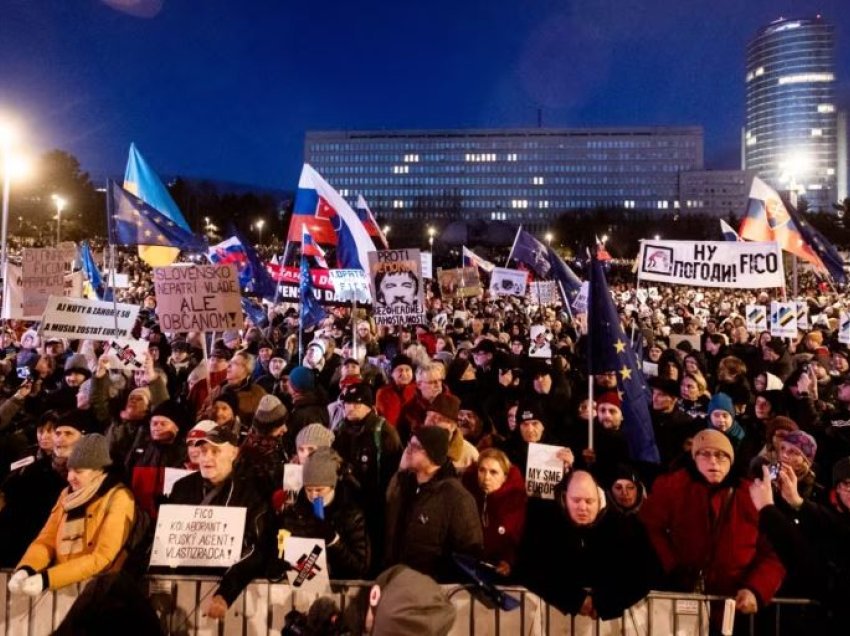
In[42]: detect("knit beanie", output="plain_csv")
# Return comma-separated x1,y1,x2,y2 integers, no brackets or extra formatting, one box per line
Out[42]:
832,457,850,486
416,426,450,466
68,433,112,470
765,415,798,441
390,354,414,372
64,354,91,378
783,430,817,464
426,394,460,422
707,392,735,418
252,394,288,433
213,391,239,416
128,387,152,406
151,400,190,432
371,565,456,636
691,429,735,463
596,391,622,410
302,447,340,488
56,409,93,435
288,366,315,392
296,423,335,449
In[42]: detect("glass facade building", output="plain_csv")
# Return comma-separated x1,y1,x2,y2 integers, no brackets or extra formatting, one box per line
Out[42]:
304,127,703,232
744,16,838,210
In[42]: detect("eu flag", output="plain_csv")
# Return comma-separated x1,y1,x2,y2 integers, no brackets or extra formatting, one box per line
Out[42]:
299,228,326,331
508,227,551,277
547,246,583,302
107,180,206,251
228,225,278,299
785,202,846,285
588,256,660,464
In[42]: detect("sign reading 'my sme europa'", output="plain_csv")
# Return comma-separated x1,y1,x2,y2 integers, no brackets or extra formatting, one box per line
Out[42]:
637,240,784,289
153,264,243,332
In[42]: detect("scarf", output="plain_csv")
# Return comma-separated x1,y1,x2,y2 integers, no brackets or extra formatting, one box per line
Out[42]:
58,472,108,558
62,471,108,512
724,420,746,448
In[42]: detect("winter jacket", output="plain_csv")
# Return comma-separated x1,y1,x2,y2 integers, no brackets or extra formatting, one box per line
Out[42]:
17,472,136,590
205,378,267,426
375,381,417,427
127,439,188,519
461,464,527,570
652,408,700,469
639,462,785,606
278,489,370,579
384,461,483,581
284,390,331,453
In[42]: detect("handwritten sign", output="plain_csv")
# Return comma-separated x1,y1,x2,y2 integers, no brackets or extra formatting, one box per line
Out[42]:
525,442,564,500
107,338,149,370
150,504,246,568
41,296,139,340
21,248,66,317
328,269,372,304
153,264,243,332
368,249,425,326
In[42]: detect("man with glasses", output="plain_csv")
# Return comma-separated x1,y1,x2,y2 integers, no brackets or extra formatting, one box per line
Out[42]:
640,429,784,628
398,362,449,445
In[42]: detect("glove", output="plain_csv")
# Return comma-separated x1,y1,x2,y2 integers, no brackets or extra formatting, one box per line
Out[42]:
21,574,44,597
7,570,28,594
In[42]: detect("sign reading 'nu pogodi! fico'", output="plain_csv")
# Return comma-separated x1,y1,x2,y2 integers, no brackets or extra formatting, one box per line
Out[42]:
637,240,784,289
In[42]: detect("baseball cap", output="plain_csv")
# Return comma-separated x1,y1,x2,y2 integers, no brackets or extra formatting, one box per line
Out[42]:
186,423,238,447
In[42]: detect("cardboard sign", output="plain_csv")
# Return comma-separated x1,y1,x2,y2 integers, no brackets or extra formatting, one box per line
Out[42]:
528,281,558,306
368,249,426,326
284,536,331,595
796,301,810,330
2,264,83,321
746,304,767,332
525,442,564,500
328,269,372,304
840,313,850,345
107,338,149,370
21,248,66,317
283,463,303,508
637,240,784,289
162,468,196,496
152,264,243,333
489,268,528,297
150,504,246,568
40,296,139,340
572,281,590,314
770,301,797,338
420,251,433,280
528,324,552,359
437,267,482,299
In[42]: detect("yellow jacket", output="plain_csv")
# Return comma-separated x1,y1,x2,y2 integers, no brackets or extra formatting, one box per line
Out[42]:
17,480,135,590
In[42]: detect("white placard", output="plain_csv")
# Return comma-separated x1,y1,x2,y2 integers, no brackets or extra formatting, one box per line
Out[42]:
328,269,372,304
770,301,797,338
283,463,303,508
284,536,331,595
489,267,528,297
162,468,196,496
642,361,659,377
840,313,850,345
40,295,139,340
525,442,564,500
420,251,433,280
528,281,558,306
528,324,552,359
796,301,810,330
746,304,767,333
637,240,784,289
153,264,243,332
572,281,590,314
103,269,131,288
107,338,149,370
368,249,426,326
150,504,246,568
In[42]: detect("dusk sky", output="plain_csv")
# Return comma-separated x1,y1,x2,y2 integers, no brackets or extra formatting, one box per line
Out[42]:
3,0,849,190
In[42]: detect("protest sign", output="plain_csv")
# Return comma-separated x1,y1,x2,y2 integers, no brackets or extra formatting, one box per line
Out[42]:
637,240,784,289
572,281,590,313
770,301,797,338
840,313,850,345
528,324,552,359
528,281,558,305
107,338,149,370
635,288,648,305
284,537,331,595
368,249,426,326
150,504,246,568
525,442,564,500
40,296,139,340
328,269,372,304
270,265,351,307
421,251,433,279
437,267,482,299
746,304,767,332
162,468,195,496
153,264,243,332
489,267,528,297
21,248,66,317
2,262,83,321
642,361,659,377
103,269,131,288
796,301,810,330
283,463,303,508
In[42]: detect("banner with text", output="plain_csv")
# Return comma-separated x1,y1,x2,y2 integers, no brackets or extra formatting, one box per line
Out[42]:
525,442,564,500
41,296,139,340
3,264,83,321
328,269,372,304
368,249,426,326
150,504,246,568
269,265,353,307
21,248,67,317
637,240,784,289
153,264,243,332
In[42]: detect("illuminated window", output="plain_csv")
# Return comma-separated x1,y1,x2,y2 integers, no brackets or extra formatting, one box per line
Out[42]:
811,129,823,137
511,199,529,209
393,200,405,209
392,165,409,174
747,136,757,146
532,176,545,185
818,104,835,113
827,168,836,176
778,73,834,86
755,66,764,77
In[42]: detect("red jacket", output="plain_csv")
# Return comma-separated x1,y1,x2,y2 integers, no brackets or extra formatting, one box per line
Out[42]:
462,463,527,568
375,381,417,428
639,466,785,605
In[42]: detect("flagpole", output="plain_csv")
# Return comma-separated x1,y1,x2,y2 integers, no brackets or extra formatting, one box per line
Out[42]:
505,225,522,267
351,298,358,356
105,180,120,338
200,332,212,399
587,255,594,452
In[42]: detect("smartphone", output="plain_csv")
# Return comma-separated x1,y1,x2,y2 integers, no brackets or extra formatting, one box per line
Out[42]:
768,463,781,481
16,366,30,380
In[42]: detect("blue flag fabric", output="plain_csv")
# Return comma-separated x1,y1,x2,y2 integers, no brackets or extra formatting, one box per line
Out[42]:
299,251,326,331
229,226,278,299
79,241,104,299
241,297,269,328
124,143,192,231
107,180,206,251
547,246,583,302
508,228,551,277
588,257,660,464
784,204,847,285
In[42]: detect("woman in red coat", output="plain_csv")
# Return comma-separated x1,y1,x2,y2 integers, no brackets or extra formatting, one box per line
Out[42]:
375,354,417,427
462,448,527,577
640,429,785,622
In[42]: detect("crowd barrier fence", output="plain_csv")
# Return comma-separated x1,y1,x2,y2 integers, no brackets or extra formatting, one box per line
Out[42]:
0,571,819,635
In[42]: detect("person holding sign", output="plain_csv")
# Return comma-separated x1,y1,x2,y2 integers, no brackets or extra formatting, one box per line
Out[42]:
9,434,136,595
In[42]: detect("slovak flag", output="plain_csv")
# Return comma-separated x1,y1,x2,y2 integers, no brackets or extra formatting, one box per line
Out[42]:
739,177,824,268
355,195,389,248
290,164,376,272
301,226,329,269
208,237,248,268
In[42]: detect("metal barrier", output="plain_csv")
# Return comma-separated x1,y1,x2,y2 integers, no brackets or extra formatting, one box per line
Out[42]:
0,571,820,635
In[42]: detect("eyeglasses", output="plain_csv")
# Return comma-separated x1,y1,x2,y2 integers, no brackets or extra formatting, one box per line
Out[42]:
695,449,731,462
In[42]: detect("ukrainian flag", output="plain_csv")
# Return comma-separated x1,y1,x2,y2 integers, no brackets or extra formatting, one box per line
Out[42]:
123,143,192,266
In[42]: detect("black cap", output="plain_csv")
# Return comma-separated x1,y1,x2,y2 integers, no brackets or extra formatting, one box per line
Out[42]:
340,383,374,406
648,376,679,398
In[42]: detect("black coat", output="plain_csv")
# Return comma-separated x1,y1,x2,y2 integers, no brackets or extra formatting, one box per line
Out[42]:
384,461,483,582
279,489,370,579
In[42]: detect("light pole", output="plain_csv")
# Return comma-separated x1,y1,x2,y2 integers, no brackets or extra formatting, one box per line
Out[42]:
545,231,553,247
427,226,436,250
0,119,30,307
256,219,265,245
52,194,66,245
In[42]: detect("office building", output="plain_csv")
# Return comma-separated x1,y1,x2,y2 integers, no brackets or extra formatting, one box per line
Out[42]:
678,170,757,218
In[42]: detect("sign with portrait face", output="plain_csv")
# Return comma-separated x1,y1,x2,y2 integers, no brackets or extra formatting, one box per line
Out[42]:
367,249,426,326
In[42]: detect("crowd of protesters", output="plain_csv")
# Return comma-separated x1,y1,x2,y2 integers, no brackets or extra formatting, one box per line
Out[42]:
0,251,849,634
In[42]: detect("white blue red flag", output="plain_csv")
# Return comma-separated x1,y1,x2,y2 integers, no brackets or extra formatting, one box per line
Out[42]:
356,195,389,248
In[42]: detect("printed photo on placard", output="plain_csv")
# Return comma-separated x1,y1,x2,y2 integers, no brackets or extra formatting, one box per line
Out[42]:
528,324,552,359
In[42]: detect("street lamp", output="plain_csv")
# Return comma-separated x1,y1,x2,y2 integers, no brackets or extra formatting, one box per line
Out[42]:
255,218,265,244
427,226,436,250
52,194,66,245
382,225,390,237
545,231,553,247
0,117,33,304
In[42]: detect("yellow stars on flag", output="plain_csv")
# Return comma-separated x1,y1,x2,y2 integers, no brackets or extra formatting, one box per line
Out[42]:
614,339,626,353
619,365,632,381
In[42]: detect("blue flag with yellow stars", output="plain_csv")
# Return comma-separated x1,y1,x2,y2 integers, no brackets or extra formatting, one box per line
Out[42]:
299,232,326,332
588,256,659,464
107,180,206,251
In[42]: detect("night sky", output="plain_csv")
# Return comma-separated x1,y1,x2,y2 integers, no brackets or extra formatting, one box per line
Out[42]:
2,0,849,190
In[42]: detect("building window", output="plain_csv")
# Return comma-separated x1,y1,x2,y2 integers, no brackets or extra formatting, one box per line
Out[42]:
532,176,545,185
811,129,823,137
778,72,834,86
